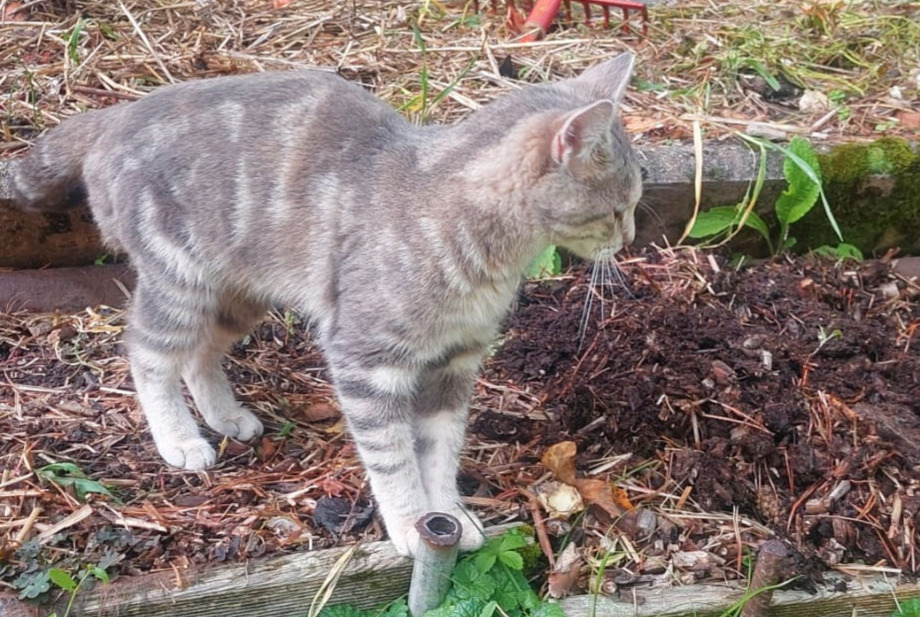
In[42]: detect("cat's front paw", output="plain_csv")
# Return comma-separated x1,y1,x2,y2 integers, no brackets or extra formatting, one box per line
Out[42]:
158,437,217,470
387,521,422,557
388,509,484,555
205,406,263,441
450,507,486,552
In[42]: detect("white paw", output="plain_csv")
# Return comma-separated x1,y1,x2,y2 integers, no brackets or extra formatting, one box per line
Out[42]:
206,406,263,441
158,437,217,470
450,507,485,552
388,521,422,557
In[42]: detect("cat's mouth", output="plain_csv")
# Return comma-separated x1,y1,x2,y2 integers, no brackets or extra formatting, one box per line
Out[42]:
559,236,623,260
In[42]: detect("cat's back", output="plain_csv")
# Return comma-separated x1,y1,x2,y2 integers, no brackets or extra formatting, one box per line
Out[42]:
94,69,398,146
78,69,407,291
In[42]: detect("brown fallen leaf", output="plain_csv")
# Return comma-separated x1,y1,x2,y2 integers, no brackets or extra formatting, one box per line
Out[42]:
258,436,278,461
542,441,633,520
547,542,582,598
541,440,578,484
273,0,292,8
1,2,27,21
300,400,340,422
896,110,920,130
623,115,664,134
573,477,626,519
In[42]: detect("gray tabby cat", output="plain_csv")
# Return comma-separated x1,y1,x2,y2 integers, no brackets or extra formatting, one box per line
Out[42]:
1,52,641,556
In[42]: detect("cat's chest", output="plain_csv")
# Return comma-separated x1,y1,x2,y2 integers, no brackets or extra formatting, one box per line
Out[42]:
432,277,519,344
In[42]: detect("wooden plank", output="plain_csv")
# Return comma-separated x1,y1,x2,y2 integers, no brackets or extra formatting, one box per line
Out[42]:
0,264,134,312
558,574,920,617
0,207,105,269
45,523,519,617
76,540,410,617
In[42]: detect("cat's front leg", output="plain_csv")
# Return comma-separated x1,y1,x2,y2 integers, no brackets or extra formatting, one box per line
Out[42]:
332,363,430,556
415,353,486,552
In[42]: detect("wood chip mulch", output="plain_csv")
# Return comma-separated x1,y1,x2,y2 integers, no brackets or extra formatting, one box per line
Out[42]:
3,249,920,605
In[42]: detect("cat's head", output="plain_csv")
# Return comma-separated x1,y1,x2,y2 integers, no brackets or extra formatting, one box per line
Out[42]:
526,53,642,260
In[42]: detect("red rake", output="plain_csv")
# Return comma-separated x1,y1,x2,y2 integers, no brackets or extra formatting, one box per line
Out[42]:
470,1,648,41
524,0,648,39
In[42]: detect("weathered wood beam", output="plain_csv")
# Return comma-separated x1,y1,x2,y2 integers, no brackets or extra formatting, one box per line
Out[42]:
558,573,920,617
0,524,517,617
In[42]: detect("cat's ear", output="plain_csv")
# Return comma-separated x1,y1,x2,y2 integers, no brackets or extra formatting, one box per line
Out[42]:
571,52,635,102
551,100,616,174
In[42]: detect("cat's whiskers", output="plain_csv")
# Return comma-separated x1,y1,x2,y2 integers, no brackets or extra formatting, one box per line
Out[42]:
637,199,662,226
577,260,600,352
606,253,634,299
578,252,634,349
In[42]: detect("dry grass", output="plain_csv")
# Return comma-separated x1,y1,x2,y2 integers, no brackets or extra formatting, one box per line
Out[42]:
0,0,917,152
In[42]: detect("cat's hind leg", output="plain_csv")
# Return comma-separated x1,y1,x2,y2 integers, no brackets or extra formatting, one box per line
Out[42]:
181,291,267,442
415,351,486,551
127,270,223,470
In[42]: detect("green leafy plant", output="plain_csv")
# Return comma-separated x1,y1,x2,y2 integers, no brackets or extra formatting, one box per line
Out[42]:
893,597,920,617
773,136,823,249
527,246,562,279
424,530,562,617
37,462,118,503
811,242,863,261
14,569,52,600
809,325,843,360
687,134,858,259
45,564,110,617
316,530,559,617
828,89,851,122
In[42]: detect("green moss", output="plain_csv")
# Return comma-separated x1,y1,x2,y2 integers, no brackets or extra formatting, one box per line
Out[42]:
792,137,920,254
821,137,916,183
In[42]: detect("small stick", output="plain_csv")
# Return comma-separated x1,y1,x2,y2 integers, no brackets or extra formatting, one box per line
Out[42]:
408,513,462,617
519,487,556,569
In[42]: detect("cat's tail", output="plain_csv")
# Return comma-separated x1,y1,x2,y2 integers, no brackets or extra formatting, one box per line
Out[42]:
0,112,102,212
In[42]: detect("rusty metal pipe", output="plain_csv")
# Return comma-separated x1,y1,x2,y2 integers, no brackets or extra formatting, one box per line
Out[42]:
408,512,462,617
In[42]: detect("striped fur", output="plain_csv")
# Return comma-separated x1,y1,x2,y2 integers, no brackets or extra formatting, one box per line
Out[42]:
1,53,641,555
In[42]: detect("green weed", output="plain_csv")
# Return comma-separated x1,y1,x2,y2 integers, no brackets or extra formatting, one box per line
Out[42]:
37,462,118,503
277,421,296,438
10,541,116,610
316,529,561,617
45,564,110,617
527,246,562,279
893,597,920,617
65,19,89,65
403,20,474,123
687,134,861,261
424,529,562,617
